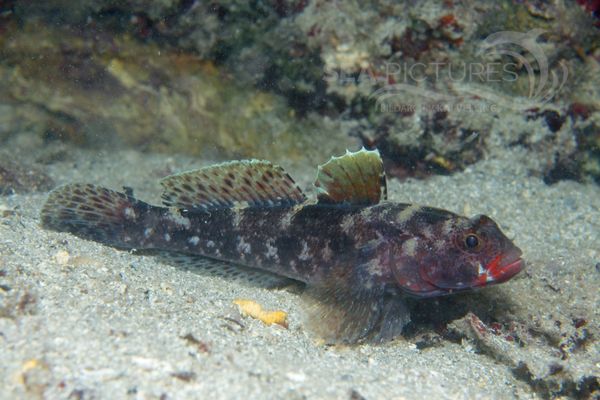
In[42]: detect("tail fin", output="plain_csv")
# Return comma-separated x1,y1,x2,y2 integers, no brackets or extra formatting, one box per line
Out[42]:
40,183,150,248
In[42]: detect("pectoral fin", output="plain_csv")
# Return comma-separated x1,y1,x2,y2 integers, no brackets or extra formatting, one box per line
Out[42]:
301,268,410,344
370,295,411,343
301,283,383,344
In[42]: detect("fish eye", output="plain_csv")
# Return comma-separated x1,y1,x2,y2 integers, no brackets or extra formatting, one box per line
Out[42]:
465,234,479,249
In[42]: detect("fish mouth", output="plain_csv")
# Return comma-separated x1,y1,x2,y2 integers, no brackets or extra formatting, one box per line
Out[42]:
486,257,524,283
413,247,525,295
482,249,524,285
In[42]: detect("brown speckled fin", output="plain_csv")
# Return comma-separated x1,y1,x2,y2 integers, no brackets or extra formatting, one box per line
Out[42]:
40,183,150,248
160,160,306,209
157,252,298,289
314,148,387,205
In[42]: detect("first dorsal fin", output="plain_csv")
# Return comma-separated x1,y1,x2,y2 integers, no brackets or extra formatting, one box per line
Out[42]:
314,148,387,205
160,160,306,209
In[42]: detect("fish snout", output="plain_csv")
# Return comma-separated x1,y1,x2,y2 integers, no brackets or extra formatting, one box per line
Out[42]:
485,247,524,284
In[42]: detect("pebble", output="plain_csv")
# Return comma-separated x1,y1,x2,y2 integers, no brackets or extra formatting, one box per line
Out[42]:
286,371,306,383
0,203,15,217
53,250,70,266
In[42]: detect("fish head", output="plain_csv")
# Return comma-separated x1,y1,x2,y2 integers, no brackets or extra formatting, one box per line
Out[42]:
421,214,523,293
392,213,524,297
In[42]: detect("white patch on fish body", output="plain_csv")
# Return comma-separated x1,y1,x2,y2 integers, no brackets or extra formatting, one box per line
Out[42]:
396,204,421,226
359,206,375,219
265,239,279,261
206,240,215,248
289,260,297,274
421,225,434,239
237,237,252,255
298,240,311,261
434,239,445,251
321,241,333,262
378,204,395,220
279,204,303,229
340,214,354,234
477,262,489,280
402,237,418,257
164,233,171,242
123,207,136,220
232,206,244,227
188,236,200,246
144,228,154,238
442,219,454,235
166,209,191,229
365,257,384,277
279,211,293,229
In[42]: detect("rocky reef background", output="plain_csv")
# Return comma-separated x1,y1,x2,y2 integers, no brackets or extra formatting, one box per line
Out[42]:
1,0,599,184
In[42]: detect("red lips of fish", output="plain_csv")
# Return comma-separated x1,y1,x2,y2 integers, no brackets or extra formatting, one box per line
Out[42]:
475,252,524,287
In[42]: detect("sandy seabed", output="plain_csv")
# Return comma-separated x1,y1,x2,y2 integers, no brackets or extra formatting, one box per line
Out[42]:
0,137,598,399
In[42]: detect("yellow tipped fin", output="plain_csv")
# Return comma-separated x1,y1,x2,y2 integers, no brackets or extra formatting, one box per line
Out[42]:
314,148,387,205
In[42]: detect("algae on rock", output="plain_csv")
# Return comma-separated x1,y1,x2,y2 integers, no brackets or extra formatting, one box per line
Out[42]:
0,23,357,164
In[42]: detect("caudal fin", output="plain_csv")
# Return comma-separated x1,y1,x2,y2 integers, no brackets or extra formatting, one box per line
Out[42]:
40,183,149,248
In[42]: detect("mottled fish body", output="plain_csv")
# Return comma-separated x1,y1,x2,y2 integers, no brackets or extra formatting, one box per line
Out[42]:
41,149,524,343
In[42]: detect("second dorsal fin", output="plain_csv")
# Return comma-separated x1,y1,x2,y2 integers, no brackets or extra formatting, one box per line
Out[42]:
160,160,306,209
314,148,387,205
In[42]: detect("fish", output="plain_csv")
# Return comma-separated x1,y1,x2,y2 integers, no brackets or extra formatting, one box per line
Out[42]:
40,148,524,344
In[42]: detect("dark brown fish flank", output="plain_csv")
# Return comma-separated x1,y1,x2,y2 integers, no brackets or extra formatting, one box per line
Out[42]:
276,205,371,280
239,205,354,280
130,207,228,255
146,206,296,277
232,209,285,266
159,204,367,283
194,209,237,251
